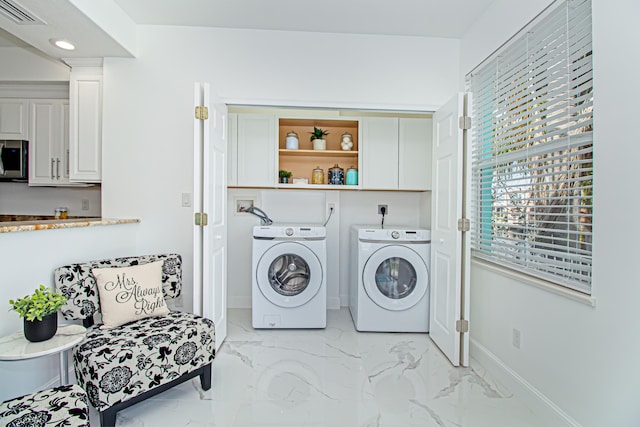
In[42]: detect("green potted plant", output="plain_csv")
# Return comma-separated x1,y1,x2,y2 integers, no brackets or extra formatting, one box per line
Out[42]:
309,127,329,150
9,285,67,342
278,169,293,183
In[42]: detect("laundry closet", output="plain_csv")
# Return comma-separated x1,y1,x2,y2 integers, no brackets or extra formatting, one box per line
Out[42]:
224,106,433,316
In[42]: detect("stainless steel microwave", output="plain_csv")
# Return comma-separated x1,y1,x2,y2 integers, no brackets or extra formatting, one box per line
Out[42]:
0,140,28,182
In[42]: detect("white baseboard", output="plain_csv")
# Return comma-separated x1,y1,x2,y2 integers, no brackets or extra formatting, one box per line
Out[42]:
470,338,581,427
327,297,341,310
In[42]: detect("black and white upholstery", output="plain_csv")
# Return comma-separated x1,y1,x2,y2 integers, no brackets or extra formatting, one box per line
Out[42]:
54,254,215,427
0,384,89,427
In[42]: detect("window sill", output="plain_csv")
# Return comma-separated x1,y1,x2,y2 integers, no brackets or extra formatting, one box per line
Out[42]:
471,258,596,307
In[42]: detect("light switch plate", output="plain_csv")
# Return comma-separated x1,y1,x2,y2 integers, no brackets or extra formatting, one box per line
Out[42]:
181,193,192,207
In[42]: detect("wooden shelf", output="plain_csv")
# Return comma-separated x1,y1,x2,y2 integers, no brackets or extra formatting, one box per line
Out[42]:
278,117,359,186
279,149,358,157
276,183,360,190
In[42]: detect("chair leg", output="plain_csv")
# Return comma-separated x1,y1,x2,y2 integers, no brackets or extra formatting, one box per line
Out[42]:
100,407,118,427
200,363,212,390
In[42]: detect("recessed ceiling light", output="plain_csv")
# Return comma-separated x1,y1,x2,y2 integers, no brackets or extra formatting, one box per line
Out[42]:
49,38,75,50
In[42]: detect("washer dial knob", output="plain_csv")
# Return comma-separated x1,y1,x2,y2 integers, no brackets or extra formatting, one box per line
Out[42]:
391,230,400,239
285,227,294,236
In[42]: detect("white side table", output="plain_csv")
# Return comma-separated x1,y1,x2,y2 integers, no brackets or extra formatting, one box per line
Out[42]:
0,324,86,385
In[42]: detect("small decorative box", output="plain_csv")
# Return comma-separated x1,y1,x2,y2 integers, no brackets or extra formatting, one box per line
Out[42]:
292,178,308,185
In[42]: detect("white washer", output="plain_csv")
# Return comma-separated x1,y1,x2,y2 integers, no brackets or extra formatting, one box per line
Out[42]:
252,224,327,329
349,225,431,332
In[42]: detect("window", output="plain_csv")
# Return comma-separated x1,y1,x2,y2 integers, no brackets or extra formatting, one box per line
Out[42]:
468,0,593,294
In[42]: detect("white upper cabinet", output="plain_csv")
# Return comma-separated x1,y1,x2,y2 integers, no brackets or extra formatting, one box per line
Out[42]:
235,114,276,187
399,118,433,190
29,99,72,186
227,113,238,186
0,99,29,140
361,117,399,190
67,60,102,182
361,117,432,191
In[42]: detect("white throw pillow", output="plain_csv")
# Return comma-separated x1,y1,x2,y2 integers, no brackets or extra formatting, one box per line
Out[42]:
92,261,170,329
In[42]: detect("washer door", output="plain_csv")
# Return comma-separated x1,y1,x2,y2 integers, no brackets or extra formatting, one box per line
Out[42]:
362,245,428,311
256,241,323,308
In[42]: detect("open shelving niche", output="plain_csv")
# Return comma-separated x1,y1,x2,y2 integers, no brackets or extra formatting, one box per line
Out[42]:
277,118,360,189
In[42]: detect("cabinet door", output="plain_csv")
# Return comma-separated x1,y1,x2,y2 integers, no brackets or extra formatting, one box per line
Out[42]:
227,113,238,186
0,99,29,140
29,100,61,185
69,72,102,182
361,117,399,190
399,118,433,190
237,114,276,187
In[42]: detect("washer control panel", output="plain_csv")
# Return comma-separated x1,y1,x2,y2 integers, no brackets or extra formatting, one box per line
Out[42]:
254,225,326,239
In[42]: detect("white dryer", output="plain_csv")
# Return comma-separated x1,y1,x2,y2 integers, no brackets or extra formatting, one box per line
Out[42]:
349,225,431,332
252,224,327,329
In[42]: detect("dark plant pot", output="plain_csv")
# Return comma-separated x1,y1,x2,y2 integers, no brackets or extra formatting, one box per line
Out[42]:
281,177,289,183
24,313,58,342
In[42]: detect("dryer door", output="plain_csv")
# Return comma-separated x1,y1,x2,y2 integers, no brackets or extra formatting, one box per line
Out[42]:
362,245,428,311
256,241,323,308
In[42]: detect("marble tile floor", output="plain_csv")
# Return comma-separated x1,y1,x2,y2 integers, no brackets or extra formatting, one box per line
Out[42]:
93,308,547,427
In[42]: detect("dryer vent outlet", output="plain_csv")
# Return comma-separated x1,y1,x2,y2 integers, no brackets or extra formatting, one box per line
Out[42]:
378,205,388,215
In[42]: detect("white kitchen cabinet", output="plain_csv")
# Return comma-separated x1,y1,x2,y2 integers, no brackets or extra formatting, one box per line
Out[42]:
28,99,72,186
68,62,102,182
361,117,432,191
399,118,433,190
0,99,29,140
235,114,276,187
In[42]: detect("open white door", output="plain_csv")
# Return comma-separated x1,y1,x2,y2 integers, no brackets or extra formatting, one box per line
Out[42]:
194,83,228,351
429,93,471,367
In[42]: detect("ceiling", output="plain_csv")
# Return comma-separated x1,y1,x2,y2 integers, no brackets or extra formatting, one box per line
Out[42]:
0,0,497,61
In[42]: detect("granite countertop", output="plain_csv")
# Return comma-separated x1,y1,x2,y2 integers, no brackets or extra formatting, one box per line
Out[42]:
0,215,140,234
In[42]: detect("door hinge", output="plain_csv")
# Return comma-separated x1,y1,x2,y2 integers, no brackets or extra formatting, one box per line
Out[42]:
194,212,208,226
458,116,471,130
195,106,209,120
456,319,469,333
457,218,470,232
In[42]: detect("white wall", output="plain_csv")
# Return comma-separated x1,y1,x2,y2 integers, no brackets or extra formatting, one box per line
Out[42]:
102,26,459,312
0,182,101,217
226,188,428,309
0,223,139,402
461,1,640,426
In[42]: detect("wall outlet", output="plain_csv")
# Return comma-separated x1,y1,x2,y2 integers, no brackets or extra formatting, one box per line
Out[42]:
378,204,388,215
81,199,90,211
512,328,521,349
181,193,192,207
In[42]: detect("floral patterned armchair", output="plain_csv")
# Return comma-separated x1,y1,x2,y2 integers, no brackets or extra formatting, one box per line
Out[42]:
54,254,215,427
0,385,89,427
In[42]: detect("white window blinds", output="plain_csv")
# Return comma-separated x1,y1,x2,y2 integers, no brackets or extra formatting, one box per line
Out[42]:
468,0,593,294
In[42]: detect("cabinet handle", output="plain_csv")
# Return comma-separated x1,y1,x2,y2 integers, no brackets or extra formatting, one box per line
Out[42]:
66,150,70,176
51,158,55,179
56,158,61,179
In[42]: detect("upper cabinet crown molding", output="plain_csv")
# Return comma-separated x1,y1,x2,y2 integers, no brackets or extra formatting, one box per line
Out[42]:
62,58,104,69
0,83,69,99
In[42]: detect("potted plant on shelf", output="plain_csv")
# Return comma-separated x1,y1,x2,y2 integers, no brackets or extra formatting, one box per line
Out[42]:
9,285,67,342
309,127,329,150
278,169,293,183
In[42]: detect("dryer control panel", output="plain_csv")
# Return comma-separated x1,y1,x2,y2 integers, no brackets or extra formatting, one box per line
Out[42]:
354,226,431,243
